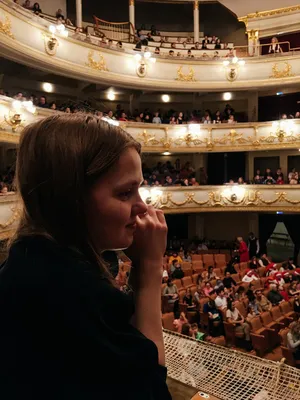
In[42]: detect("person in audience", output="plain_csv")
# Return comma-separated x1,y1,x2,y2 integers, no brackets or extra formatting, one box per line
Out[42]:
237,237,249,262
56,8,65,19
213,51,220,60
242,269,259,283
237,177,245,184
246,304,260,323
235,286,246,302
267,283,284,305
287,321,300,360
211,36,217,44
23,0,31,9
168,50,174,57
268,37,283,54
189,177,199,186
116,41,123,49
203,290,223,337
203,282,213,297
190,323,206,341
49,102,57,110
163,278,179,310
0,114,171,397
215,288,227,310
32,2,42,14
155,47,160,55
225,48,235,58
214,38,221,50
228,115,236,124
37,96,48,108
287,257,297,270
225,261,237,275
169,116,177,125
248,232,260,259
168,252,183,265
152,112,161,124
223,272,236,289
172,262,184,279
177,112,184,124
226,299,252,349
249,256,259,270
264,175,276,184
187,49,194,58
278,284,289,301
173,312,188,333
183,288,196,309
202,36,209,49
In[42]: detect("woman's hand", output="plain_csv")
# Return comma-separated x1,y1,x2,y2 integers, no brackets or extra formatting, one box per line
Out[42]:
127,206,167,288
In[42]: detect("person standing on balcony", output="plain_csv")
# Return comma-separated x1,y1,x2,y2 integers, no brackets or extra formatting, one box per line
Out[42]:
237,237,249,262
268,37,283,54
0,115,171,399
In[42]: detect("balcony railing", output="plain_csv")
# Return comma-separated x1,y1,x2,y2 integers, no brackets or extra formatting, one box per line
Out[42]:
139,185,300,213
1,96,300,153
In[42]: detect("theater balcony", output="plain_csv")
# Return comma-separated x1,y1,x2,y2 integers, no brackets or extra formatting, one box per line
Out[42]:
139,185,300,214
0,193,18,240
1,0,300,92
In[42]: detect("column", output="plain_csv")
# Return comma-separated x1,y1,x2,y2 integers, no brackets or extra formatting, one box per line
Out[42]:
279,153,288,181
76,0,82,28
193,1,199,43
129,0,135,40
247,30,259,57
247,91,258,122
249,213,259,237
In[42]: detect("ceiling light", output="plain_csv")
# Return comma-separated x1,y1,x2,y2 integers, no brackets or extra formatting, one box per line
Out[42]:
107,91,115,101
276,92,283,96
223,92,232,101
222,60,230,66
162,94,170,103
162,151,171,156
43,82,53,93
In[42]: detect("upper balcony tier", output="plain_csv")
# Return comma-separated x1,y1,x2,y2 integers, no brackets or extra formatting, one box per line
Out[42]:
1,1,300,91
1,95,300,153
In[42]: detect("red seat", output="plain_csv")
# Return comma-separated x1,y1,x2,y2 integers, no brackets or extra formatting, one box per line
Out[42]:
191,254,202,261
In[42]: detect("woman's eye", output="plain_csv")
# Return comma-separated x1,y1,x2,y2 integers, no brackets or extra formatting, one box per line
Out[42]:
119,190,132,200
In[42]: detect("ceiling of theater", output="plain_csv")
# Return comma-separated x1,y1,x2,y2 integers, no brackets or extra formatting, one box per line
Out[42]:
136,0,300,18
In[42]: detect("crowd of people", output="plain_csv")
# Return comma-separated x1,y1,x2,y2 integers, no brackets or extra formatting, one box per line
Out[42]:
158,235,300,358
228,167,300,185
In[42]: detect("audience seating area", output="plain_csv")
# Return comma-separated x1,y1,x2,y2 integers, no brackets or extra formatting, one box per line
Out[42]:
159,252,300,366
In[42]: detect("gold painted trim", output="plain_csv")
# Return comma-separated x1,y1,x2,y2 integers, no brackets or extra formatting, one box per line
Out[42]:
270,62,294,79
0,14,14,39
193,1,199,11
175,66,197,82
239,5,300,23
86,50,109,71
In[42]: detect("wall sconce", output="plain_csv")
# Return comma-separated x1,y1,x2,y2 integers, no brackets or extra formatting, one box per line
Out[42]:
139,188,162,205
222,185,245,202
3,100,36,132
5,113,23,132
222,57,245,82
134,51,156,78
44,23,68,56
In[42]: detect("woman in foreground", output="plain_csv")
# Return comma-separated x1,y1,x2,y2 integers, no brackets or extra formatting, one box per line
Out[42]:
0,115,171,399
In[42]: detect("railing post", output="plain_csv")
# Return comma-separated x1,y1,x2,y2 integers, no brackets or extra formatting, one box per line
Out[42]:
193,1,199,43
129,0,135,40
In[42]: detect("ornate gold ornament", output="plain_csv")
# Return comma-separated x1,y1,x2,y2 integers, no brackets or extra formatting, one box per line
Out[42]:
136,130,159,146
86,51,109,71
4,113,25,133
0,205,21,229
214,130,251,145
0,15,14,39
136,61,147,78
43,34,59,56
173,133,203,147
148,188,300,211
193,0,199,10
160,127,173,150
226,65,239,82
270,62,294,79
175,67,197,82
239,5,300,23
259,121,300,144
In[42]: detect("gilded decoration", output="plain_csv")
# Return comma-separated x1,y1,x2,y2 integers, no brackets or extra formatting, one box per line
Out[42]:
147,189,300,211
270,62,294,79
176,67,197,82
0,15,14,39
137,130,160,146
239,5,300,24
213,130,251,145
86,51,109,71
43,34,59,56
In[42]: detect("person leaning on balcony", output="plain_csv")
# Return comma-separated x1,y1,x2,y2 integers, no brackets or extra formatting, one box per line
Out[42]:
0,114,171,399
22,0,31,9
152,112,162,124
268,37,283,54
32,2,42,15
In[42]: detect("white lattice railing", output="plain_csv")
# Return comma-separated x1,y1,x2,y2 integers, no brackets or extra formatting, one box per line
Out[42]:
164,330,300,400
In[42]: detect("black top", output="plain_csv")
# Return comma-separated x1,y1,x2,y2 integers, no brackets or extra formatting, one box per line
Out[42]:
0,236,171,400
223,276,236,289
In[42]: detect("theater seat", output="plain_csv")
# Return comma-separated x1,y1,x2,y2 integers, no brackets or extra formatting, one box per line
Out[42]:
202,254,215,267
191,254,202,261
209,335,226,347
192,260,204,272
192,273,199,284
223,321,244,346
260,311,280,346
181,276,193,288
270,306,290,327
279,327,300,368
173,279,183,289
162,312,175,331
279,301,297,321
248,316,270,356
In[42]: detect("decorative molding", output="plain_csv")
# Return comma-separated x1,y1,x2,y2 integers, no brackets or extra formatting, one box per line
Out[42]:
140,186,300,213
175,66,197,82
270,62,294,79
0,14,14,39
86,50,109,71
129,0,135,5
239,5,300,24
193,0,199,11
43,34,59,56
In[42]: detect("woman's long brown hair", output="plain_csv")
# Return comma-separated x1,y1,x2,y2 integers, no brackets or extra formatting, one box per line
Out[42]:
10,114,140,276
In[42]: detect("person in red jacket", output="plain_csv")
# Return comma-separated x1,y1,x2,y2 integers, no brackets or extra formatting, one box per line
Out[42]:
237,236,249,262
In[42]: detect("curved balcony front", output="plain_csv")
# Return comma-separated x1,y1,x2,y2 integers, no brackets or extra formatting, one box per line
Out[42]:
1,96,300,153
1,1,300,91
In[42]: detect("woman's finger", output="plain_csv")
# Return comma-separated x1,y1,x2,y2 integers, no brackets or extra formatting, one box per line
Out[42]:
156,210,166,225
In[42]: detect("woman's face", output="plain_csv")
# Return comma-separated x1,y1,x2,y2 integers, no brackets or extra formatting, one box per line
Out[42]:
86,148,147,250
